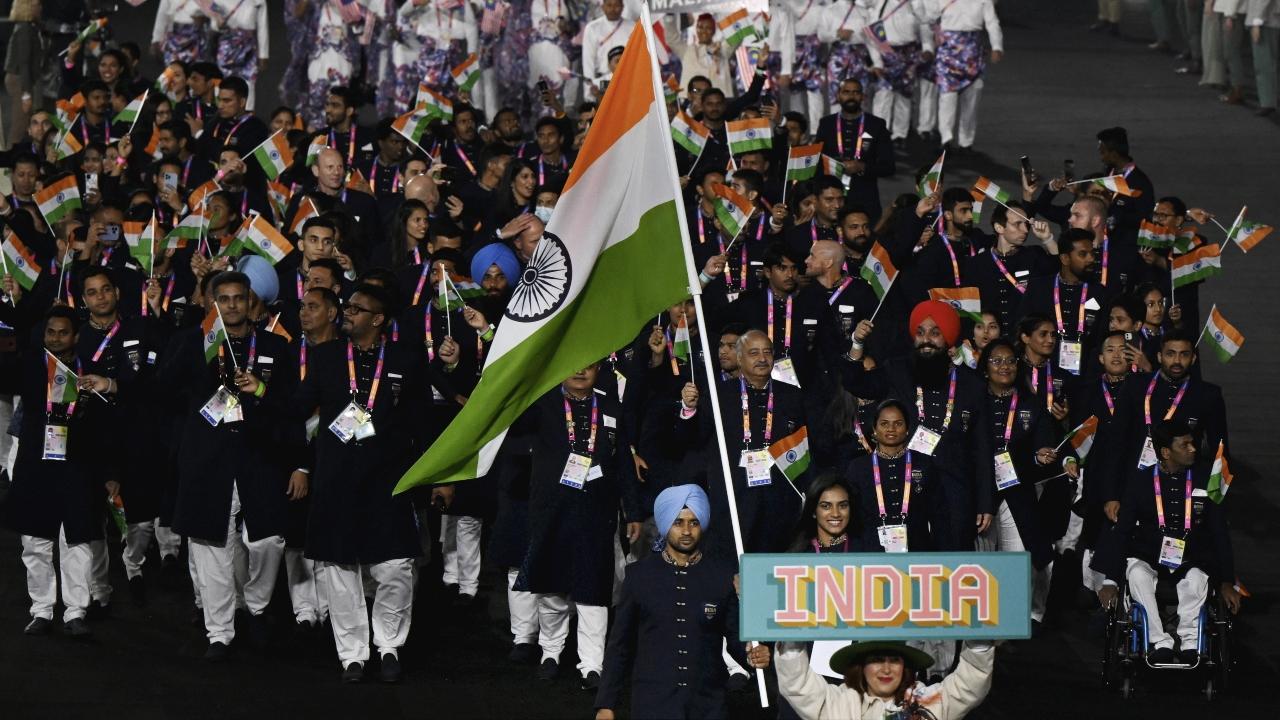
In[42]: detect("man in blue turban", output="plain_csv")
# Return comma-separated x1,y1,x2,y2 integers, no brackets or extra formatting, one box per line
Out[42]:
594,485,770,720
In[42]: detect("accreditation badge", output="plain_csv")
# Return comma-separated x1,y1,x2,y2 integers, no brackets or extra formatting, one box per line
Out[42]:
994,451,1020,490
42,424,69,461
200,386,233,426
907,426,941,456
771,358,801,388
1159,535,1186,569
1138,435,1158,468
222,393,244,424
878,524,908,553
560,452,592,490
740,450,773,487
329,402,369,444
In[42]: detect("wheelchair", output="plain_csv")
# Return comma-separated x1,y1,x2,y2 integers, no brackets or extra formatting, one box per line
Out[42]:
1101,575,1233,700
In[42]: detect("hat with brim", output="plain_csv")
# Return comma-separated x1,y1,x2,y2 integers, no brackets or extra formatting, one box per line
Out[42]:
828,641,935,675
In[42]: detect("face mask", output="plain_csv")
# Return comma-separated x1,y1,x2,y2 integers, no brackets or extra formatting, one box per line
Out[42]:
534,206,554,224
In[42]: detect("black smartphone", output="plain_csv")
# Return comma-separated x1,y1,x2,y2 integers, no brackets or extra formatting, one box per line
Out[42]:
536,78,550,95
1064,159,1075,183
1020,155,1036,184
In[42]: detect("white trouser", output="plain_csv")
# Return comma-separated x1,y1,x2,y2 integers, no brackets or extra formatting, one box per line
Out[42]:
796,88,826,128
285,548,328,624
994,500,1053,623
507,568,539,644
440,515,483,596
537,593,608,675
21,527,92,622
188,483,284,643
724,638,749,677
872,85,912,140
938,78,984,148
89,528,112,603
1056,508,1085,554
155,523,182,559
916,78,938,133
480,67,499,115
123,520,156,580
316,558,416,666
1126,559,1208,651
0,394,16,477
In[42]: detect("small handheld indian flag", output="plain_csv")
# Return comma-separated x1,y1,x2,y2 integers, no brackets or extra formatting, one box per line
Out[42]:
1137,219,1174,249
267,180,292,219
768,427,811,483
156,65,183,100
1171,242,1221,288
164,207,208,250
1059,415,1099,464
973,176,1010,204
201,306,229,364
251,130,294,181
711,183,753,239
392,109,433,150
415,85,454,120
267,313,293,343
725,118,771,155
112,90,148,129
241,212,293,266
1199,305,1243,363
73,17,108,45
35,175,83,226
305,134,328,167
670,111,710,155
1,229,42,290
821,154,845,180
187,179,220,212
672,314,691,362
785,143,823,182
46,351,80,405
918,151,945,198
1092,175,1140,197
969,187,986,226
928,286,982,322
1173,226,1200,254
1224,206,1271,253
859,241,898,300
289,196,320,236
450,53,482,93
1206,440,1233,503
54,128,84,160
122,214,158,275
663,74,680,104
718,9,759,49
345,168,367,191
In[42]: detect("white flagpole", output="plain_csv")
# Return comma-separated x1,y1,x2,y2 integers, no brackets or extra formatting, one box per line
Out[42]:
127,89,148,135
641,8,768,708
868,274,897,322
216,303,239,371
0,238,14,307
1196,304,1215,348
440,272,453,338
48,349,108,402
1064,174,1122,186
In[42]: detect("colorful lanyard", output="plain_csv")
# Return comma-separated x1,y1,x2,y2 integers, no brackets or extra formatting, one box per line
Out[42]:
330,125,357,167
219,113,251,146
828,276,854,306
1029,360,1054,409
835,113,865,160
296,269,305,300
1100,231,1110,286
537,155,566,185
217,331,257,382
563,391,599,455
412,246,423,266
370,158,402,194
1101,379,1116,416
939,227,961,286
1144,374,1189,428
423,305,436,361
872,451,912,518
997,390,1018,451
1053,276,1088,338
413,264,431,306
990,250,1026,294
141,275,177,317
454,142,476,175
182,155,194,187
766,289,792,354
696,209,709,244
809,219,819,245
740,377,774,447
47,356,80,418
299,340,308,381
81,115,109,145
91,320,120,363
346,339,385,411
916,368,957,432
1152,465,1192,534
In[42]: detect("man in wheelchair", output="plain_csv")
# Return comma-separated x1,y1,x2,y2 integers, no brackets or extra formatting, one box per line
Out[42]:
1092,420,1243,665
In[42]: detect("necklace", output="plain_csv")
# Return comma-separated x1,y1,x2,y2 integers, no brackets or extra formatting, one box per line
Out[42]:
662,548,702,567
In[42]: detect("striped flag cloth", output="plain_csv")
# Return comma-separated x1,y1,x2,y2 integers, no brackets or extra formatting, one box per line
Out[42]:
769,427,811,483
305,135,328,167
1173,227,1200,254
240,213,293,265
725,117,771,155
973,176,1010,204
435,273,486,311
46,351,79,405
74,17,108,44
201,306,228,363
112,90,147,128
860,241,898,300
711,182,754,239
1137,219,1174,249
670,111,710,155
392,110,433,149
718,9,759,49
164,208,208,250
35,175,82,225
663,74,680,104
1200,305,1243,363
54,129,84,161
1171,242,1221,288
734,45,769,94
2,229,42,290
672,314,691,361
415,85,454,120
928,286,982,321
1093,175,1141,197
862,21,893,57
345,168,367,191
186,179,220,213
155,65,183,100
1224,206,1271,253
267,313,293,343
1062,415,1099,463
267,180,293,220
821,154,845,179
394,22,696,490
918,151,945,198
1207,440,1233,503
251,131,294,181
336,0,365,23
451,53,482,93
122,214,158,275
785,144,823,182
969,187,986,226
289,196,320,236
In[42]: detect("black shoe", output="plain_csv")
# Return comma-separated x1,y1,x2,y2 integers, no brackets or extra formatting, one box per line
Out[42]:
444,583,460,597
580,671,600,691
63,618,92,638
24,617,51,635
246,612,269,651
204,641,231,662
452,592,477,609
1106,23,1120,36
379,654,402,683
86,599,110,621
1149,646,1176,664
1089,20,1108,32
342,662,364,684
509,642,539,664
537,658,559,681
1177,648,1199,665
190,605,204,628
128,576,147,607
727,672,751,692
160,555,184,589
1256,107,1276,117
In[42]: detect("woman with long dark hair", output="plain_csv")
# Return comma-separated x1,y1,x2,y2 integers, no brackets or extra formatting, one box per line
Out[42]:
374,199,430,271
486,157,538,233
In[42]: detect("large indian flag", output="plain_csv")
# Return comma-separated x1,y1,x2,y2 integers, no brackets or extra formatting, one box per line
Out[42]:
395,23,692,491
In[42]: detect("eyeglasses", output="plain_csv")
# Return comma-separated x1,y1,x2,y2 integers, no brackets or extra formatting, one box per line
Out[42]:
986,356,1018,366
343,304,374,315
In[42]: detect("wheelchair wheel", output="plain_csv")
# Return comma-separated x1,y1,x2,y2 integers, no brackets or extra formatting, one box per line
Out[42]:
1205,677,1216,702
1121,676,1134,700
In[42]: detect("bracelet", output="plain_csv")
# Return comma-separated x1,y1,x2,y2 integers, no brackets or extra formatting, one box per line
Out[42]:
115,157,127,167
253,381,266,398
850,339,864,350
481,325,495,342
698,271,713,285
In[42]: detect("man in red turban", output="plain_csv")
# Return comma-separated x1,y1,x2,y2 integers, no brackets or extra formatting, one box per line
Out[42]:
909,300,962,349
